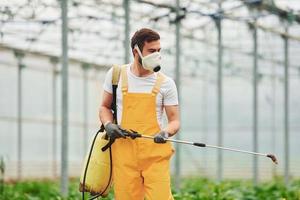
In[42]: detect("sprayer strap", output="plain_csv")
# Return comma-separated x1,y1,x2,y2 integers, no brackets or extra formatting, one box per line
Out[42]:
111,65,121,124
100,65,121,131
101,64,122,151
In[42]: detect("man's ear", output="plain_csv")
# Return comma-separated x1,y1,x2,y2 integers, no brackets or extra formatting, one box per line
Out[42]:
133,48,138,57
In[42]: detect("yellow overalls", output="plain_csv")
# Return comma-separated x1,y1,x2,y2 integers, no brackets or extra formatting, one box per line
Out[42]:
112,66,174,200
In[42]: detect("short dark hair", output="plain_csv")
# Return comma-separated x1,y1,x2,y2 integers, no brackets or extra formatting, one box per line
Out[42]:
131,28,160,54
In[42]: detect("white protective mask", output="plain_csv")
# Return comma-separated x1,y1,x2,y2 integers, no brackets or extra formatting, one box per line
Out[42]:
135,44,161,72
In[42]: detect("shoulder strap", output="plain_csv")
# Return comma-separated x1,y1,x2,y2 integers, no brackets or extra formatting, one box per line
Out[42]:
100,65,121,132
111,65,121,124
121,65,128,94
151,73,165,95
112,65,121,86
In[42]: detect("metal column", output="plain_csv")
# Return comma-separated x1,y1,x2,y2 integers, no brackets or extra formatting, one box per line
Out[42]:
216,15,223,182
124,0,130,63
252,21,258,184
271,58,276,177
50,57,58,178
174,0,181,190
60,0,69,196
82,64,90,154
14,51,25,180
283,26,289,185
201,60,208,175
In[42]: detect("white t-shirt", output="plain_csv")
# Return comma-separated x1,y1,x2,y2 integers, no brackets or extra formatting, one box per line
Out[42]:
103,64,178,127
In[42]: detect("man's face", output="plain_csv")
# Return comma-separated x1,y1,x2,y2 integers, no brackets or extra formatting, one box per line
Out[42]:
141,40,161,57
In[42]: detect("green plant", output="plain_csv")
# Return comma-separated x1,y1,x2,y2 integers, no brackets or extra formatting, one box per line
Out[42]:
1,177,299,200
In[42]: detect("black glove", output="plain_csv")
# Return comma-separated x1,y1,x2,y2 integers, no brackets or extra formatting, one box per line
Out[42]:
153,131,169,144
104,122,126,140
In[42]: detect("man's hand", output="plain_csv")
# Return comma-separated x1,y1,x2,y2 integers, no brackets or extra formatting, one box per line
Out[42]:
153,131,169,143
105,122,126,140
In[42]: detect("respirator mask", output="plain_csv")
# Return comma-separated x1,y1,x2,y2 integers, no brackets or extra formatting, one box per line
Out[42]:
135,44,161,72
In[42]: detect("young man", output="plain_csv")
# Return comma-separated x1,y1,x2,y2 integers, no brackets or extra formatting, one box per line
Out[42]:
99,28,180,200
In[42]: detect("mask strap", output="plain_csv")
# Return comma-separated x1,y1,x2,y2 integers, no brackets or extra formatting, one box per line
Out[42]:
134,44,143,58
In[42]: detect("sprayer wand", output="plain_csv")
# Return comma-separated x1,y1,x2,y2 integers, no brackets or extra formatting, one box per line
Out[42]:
122,129,278,165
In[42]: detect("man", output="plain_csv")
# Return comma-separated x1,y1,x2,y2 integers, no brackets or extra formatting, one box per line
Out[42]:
99,28,180,200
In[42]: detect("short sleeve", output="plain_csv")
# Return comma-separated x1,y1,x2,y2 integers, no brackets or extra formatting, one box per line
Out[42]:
163,77,178,106
103,67,113,94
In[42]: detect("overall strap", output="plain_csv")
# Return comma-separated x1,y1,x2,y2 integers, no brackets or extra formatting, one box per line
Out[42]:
152,73,165,95
121,65,128,94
